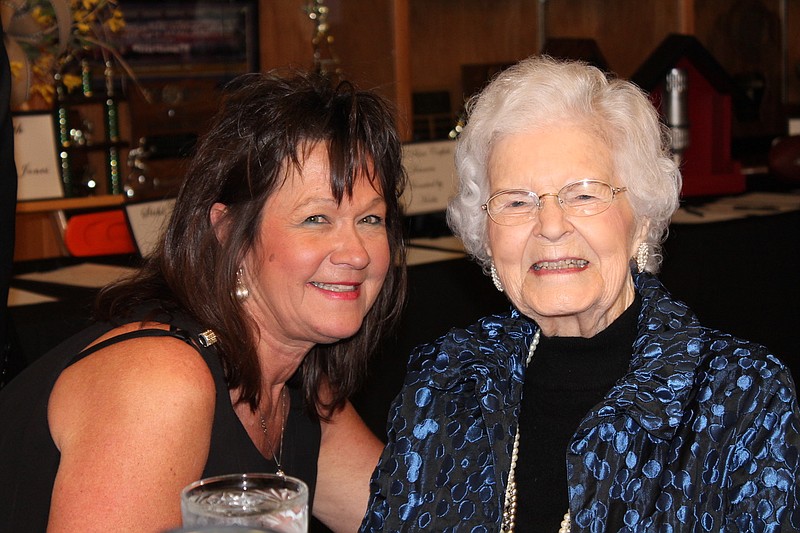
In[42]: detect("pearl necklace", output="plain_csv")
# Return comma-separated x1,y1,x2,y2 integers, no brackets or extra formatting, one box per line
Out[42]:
259,386,288,477
501,330,571,533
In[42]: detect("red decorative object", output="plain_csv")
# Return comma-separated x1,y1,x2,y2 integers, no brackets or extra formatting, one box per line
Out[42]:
632,34,746,197
64,210,136,256
768,135,800,184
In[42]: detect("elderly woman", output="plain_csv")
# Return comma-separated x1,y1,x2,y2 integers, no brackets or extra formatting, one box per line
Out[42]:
361,56,800,531
0,71,406,532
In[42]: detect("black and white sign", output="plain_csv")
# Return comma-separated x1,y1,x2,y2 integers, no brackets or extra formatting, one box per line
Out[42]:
124,198,176,257
402,140,457,215
13,113,63,201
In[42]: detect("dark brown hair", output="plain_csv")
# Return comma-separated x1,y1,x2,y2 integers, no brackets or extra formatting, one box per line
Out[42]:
95,71,407,419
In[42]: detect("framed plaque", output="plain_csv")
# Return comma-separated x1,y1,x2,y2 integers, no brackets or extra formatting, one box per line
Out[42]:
12,113,64,201
112,0,258,79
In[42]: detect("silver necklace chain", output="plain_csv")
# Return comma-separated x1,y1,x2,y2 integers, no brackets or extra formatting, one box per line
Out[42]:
259,386,288,477
501,330,571,532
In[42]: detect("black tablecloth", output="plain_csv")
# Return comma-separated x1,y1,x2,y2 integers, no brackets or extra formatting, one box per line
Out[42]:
6,212,800,437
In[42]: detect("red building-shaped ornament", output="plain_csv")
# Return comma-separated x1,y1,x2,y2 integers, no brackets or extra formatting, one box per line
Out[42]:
631,34,745,197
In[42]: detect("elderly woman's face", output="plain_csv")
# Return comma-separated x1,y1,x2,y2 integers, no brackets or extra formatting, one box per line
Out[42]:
487,126,646,338
242,143,390,349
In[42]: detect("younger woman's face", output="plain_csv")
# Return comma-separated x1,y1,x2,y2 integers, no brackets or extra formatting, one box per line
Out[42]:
242,143,391,351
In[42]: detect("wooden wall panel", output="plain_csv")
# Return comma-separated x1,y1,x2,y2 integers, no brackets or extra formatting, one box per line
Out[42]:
257,1,405,132
694,0,786,137
409,0,540,116
14,213,65,261
391,0,413,140
694,0,800,107
258,0,317,72
544,0,682,78
328,0,397,98
788,0,800,105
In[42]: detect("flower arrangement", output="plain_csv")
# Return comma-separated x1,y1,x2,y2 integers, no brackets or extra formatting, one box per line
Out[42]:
4,0,128,110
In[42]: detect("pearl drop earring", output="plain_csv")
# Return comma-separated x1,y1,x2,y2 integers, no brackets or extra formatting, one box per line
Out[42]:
490,262,504,292
636,243,649,273
235,267,250,301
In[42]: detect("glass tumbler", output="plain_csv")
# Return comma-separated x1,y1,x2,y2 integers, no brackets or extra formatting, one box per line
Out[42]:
180,473,308,533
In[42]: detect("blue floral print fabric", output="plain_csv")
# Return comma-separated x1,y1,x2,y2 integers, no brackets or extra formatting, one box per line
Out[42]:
360,272,800,532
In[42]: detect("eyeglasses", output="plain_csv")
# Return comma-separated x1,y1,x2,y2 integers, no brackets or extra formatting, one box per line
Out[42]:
481,179,627,226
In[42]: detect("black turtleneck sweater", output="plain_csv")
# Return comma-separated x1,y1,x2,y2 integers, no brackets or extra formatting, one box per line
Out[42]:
515,295,641,531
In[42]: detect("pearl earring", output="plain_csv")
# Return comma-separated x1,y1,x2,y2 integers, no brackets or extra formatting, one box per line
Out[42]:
235,267,250,301
636,243,649,273
490,262,504,292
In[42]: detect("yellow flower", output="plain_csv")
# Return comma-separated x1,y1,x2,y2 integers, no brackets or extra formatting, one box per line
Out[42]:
30,82,56,104
107,10,125,32
32,55,55,77
75,21,91,34
12,0,130,109
9,61,23,79
62,73,83,92
32,6,54,26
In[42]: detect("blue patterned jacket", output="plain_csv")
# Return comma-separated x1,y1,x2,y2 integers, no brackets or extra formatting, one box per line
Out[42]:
361,273,800,532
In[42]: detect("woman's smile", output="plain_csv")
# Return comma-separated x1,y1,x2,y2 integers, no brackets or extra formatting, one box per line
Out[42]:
309,281,362,299
531,258,589,272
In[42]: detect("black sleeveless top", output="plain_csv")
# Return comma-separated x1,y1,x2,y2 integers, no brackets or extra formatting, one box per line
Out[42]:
0,305,321,532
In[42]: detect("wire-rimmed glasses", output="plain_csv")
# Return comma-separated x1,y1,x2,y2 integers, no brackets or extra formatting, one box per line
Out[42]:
481,179,627,226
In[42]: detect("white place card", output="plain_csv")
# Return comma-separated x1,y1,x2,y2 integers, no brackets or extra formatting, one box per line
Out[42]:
402,140,457,215
124,198,176,257
12,113,64,200
789,118,800,136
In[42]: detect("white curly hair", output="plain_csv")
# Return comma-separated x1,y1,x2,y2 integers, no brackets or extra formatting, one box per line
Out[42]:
447,55,682,274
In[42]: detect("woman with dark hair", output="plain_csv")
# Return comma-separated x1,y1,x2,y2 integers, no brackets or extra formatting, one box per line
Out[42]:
0,71,407,533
